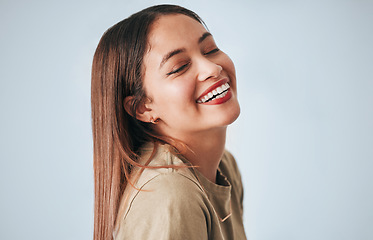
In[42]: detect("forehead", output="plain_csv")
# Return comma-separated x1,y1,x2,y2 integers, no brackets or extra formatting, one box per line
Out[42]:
147,14,207,52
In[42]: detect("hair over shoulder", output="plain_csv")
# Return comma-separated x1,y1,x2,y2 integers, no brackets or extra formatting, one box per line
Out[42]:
91,4,205,239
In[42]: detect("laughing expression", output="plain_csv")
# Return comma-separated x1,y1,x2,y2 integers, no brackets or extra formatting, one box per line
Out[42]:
141,14,240,138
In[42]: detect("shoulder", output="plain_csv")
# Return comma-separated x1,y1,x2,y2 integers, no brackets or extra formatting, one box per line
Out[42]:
136,171,205,203
122,142,212,221
116,171,211,240
115,144,214,239
129,143,202,192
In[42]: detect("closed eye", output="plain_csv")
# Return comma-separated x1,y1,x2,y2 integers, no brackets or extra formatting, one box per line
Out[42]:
204,48,220,55
166,63,190,76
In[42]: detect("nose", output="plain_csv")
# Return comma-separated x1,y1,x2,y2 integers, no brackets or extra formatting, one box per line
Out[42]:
196,58,223,81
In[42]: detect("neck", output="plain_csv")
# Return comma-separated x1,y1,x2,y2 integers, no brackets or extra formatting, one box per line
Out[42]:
172,127,227,183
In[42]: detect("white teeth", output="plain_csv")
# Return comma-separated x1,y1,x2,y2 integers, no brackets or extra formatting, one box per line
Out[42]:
217,91,228,99
197,83,230,103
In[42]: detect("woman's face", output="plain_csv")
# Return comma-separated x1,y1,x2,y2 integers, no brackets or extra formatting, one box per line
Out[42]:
142,14,240,138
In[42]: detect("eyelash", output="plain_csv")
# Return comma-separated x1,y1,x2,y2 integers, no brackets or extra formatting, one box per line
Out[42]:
166,48,220,76
204,48,220,55
167,62,190,76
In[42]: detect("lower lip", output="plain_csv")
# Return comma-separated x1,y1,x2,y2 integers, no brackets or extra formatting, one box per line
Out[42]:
200,89,232,105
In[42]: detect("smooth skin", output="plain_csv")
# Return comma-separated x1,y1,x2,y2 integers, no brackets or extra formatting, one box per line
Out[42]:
126,14,240,182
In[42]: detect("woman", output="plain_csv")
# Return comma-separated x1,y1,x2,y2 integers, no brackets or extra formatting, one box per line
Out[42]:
91,4,246,240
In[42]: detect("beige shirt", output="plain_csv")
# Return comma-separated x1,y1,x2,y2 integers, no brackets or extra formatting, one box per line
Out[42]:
114,143,246,240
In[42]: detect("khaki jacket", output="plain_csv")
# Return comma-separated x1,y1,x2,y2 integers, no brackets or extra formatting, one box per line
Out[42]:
114,143,246,240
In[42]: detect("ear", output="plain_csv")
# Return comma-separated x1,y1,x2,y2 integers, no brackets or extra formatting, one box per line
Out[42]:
124,96,154,123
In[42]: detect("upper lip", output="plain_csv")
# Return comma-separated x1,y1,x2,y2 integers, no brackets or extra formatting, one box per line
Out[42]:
196,78,229,101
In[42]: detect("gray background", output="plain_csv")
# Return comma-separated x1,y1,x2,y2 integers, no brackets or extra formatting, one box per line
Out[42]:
1,0,372,239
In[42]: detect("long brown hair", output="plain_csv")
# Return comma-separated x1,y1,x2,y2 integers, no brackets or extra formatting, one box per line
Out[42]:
91,5,205,240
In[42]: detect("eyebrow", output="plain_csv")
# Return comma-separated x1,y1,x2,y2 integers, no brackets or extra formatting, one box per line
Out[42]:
198,32,212,43
159,48,186,68
159,32,213,68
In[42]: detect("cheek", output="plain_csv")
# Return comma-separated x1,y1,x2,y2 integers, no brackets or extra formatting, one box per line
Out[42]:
222,54,236,76
150,78,196,112
164,79,195,103
219,54,237,88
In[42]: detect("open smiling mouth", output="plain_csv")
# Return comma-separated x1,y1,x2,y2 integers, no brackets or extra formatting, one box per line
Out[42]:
197,83,230,103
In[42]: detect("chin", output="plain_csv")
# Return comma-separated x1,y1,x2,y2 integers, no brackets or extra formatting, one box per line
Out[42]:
228,105,241,125
218,102,241,127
